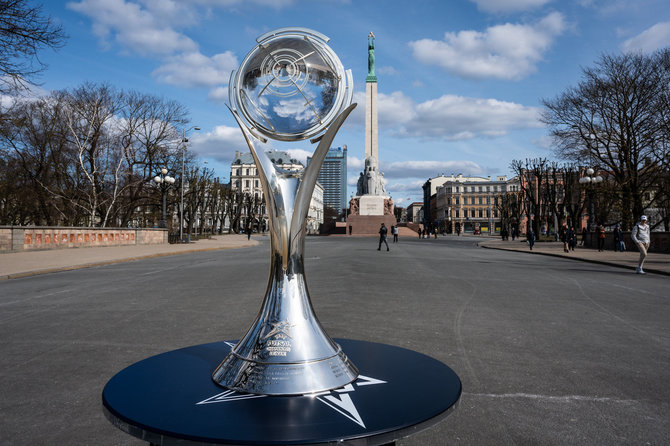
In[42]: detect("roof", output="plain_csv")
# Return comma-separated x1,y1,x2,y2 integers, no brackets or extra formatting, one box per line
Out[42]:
233,150,303,166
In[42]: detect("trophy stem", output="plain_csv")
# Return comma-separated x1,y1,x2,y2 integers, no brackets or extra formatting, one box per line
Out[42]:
213,105,358,395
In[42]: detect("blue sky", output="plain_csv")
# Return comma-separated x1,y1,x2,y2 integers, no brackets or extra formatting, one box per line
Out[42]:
32,0,670,204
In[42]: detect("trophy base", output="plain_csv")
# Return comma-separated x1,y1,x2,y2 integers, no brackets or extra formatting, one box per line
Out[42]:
212,343,358,396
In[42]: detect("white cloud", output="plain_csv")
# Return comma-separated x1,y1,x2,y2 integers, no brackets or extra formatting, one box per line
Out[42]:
409,12,566,80
349,90,541,140
190,125,246,161
377,66,398,75
286,149,312,164
383,160,484,179
67,0,240,95
67,0,197,56
470,0,552,13
153,51,237,88
622,21,670,53
349,91,416,129
348,155,364,170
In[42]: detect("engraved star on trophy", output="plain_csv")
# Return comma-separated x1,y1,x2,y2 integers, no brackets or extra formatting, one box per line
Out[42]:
212,28,359,395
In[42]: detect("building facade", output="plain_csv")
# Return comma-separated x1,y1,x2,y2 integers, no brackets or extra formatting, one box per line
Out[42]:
433,174,520,234
406,202,424,224
307,145,347,215
421,175,453,229
230,150,323,232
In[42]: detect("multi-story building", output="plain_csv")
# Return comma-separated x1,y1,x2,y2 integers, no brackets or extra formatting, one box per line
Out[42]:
230,150,323,232
307,182,324,234
421,174,452,230
307,145,348,216
433,174,520,234
406,202,424,224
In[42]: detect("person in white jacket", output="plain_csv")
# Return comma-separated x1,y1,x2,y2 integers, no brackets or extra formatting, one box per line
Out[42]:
631,215,651,274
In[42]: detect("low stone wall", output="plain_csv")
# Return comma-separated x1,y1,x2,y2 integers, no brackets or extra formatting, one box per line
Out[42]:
0,227,168,252
582,231,670,253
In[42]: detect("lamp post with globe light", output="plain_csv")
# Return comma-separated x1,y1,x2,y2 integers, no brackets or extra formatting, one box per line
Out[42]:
579,134,604,232
153,168,175,228
578,167,603,232
180,126,200,242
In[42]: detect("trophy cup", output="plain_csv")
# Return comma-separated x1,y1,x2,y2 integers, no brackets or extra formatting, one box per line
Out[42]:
212,28,359,395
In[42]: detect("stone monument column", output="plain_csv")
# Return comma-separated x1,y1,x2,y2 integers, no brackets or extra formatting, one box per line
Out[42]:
347,32,395,235
365,32,378,162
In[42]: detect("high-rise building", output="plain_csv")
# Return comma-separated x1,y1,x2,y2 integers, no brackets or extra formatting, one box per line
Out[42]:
307,145,347,214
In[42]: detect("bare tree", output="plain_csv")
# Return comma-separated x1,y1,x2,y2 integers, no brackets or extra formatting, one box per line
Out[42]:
0,82,191,227
0,0,67,93
542,50,670,230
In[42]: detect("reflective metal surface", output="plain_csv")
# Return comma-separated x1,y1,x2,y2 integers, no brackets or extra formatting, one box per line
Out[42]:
213,28,358,395
230,27,353,142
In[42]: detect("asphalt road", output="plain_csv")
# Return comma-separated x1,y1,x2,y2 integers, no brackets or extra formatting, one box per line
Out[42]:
1,236,668,445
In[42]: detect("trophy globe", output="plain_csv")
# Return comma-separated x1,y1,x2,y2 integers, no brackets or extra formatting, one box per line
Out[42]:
229,27,354,142
213,28,358,395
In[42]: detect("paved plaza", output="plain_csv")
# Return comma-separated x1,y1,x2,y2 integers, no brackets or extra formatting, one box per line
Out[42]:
1,235,669,445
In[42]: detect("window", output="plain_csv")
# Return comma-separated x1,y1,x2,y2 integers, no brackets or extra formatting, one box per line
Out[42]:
478,186,483,192
455,209,460,218
456,197,460,205
245,180,250,187
245,169,249,175
471,209,476,218
486,197,490,204
478,209,483,218
486,186,490,192
478,197,483,204
471,197,476,205
255,180,259,187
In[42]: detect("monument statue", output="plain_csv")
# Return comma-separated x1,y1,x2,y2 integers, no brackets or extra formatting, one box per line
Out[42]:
348,31,393,227
367,31,376,79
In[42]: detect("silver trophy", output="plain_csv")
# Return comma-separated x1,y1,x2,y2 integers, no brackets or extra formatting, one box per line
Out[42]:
212,28,359,395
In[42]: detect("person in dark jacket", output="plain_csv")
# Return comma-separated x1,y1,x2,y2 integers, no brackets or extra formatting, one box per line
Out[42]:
378,223,389,251
613,224,624,252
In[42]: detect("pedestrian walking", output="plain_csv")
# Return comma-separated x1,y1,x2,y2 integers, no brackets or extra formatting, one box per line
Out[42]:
418,227,422,239
560,224,569,253
569,227,577,251
393,225,398,243
597,224,606,251
246,224,252,241
580,227,587,246
511,227,516,241
378,223,389,251
631,215,650,274
527,228,535,251
613,224,624,252
434,227,438,239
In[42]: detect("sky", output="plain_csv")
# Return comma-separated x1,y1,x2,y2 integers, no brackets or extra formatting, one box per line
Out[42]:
29,0,670,205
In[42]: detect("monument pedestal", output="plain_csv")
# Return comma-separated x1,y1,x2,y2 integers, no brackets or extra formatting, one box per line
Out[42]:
346,214,397,236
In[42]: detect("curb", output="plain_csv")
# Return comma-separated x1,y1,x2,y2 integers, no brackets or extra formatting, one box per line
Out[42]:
0,242,259,281
478,242,670,277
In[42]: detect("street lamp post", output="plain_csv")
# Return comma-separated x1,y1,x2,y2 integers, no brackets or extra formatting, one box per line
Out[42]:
578,167,603,232
180,126,200,242
153,168,175,228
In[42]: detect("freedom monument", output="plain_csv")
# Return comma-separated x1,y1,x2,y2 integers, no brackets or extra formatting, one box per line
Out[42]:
347,32,396,235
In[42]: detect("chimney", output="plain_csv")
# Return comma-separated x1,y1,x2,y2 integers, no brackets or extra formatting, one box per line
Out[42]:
235,150,239,159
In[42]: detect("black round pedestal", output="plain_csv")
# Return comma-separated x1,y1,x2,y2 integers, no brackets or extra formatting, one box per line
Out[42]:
103,339,461,445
